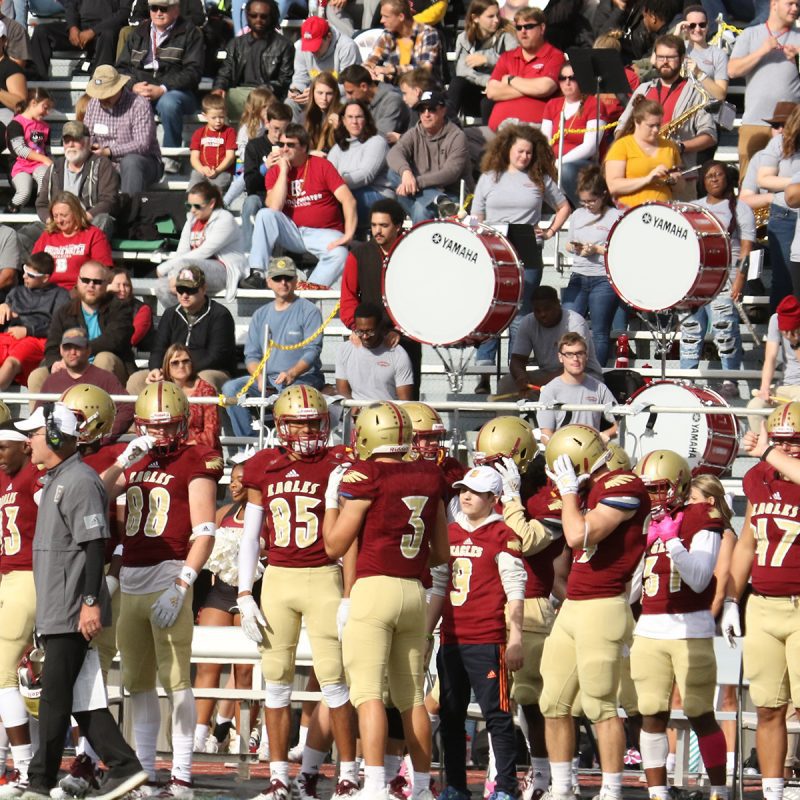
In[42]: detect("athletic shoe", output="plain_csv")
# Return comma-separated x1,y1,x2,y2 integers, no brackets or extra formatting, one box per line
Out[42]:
520,768,545,800
257,737,271,763
205,732,230,754
251,779,291,800
155,779,193,799
192,735,206,753
540,791,575,800
591,792,622,800
0,771,27,798
123,783,160,799
483,781,495,799
293,773,320,800
624,747,643,768
58,755,101,797
288,743,304,763
387,776,409,800
487,792,517,800
240,271,267,290
437,788,470,800
0,773,10,787
19,790,50,800
333,780,360,799
92,770,150,800
249,728,261,754
162,157,181,175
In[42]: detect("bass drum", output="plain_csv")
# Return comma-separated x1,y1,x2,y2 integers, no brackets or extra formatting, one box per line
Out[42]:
383,220,523,346
606,201,731,311
623,381,739,476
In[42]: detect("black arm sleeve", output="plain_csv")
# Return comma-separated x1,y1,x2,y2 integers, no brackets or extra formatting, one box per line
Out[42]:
81,538,105,598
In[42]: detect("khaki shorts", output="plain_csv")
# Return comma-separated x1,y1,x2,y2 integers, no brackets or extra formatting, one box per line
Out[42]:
259,564,344,687
631,636,716,717
117,588,194,694
508,597,555,705
744,593,800,708
540,594,630,723
343,575,426,712
0,571,35,688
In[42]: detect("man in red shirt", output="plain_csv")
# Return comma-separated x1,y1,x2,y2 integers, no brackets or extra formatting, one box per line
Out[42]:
486,7,564,131
248,123,357,288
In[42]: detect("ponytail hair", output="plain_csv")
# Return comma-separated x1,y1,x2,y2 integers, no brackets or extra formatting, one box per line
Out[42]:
16,86,51,116
617,96,663,138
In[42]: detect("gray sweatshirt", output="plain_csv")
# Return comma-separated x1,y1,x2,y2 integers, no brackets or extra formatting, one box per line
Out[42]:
328,135,393,194
292,29,362,91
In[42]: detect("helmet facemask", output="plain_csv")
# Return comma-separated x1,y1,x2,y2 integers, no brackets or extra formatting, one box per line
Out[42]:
277,410,330,457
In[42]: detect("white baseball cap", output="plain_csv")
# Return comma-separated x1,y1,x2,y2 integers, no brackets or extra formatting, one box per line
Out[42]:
453,465,503,495
16,403,79,437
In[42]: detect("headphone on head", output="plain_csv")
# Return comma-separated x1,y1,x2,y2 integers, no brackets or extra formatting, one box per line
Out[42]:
43,402,65,451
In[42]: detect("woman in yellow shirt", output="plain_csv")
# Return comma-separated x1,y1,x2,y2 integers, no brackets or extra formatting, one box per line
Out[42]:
604,98,682,208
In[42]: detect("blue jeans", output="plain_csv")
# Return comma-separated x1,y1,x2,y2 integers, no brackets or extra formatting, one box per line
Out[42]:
679,289,742,370
562,273,619,366
222,376,261,438
387,169,456,225
768,204,797,312
25,0,64,16
155,90,197,148
250,208,347,286
240,193,264,251
559,159,591,208
352,186,387,228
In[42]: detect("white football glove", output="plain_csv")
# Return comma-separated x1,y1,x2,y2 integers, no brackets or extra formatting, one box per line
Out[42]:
238,594,266,643
115,435,156,470
495,457,521,501
325,464,350,509
150,583,186,629
336,598,351,641
721,598,741,648
547,454,580,496
105,574,120,599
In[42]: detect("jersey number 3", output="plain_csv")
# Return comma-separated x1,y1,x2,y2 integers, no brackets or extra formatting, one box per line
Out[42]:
401,496,428,559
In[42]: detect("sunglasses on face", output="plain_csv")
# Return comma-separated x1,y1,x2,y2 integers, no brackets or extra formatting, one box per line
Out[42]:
62,135,84,144
771,122,786,130
686,21,707,28
185,202,208,211
270,275,295,283
169,358,192,367
278,141,299,148
559,74,576,82
515,22,541,30
79,276,105,286
247,10,270,17
150,4,170,11
23,269,45,279
176,286,200,296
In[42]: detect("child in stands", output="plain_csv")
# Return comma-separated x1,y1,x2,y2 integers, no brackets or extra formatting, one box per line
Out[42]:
6,88,53,213
190,93,237,192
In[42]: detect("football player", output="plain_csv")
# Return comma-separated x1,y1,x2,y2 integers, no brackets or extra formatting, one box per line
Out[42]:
236,386,358,800
103,382,222,799
538,424,650,800
323,401,448,800
723,403,800,800
0,416,39,797
632,450,727,800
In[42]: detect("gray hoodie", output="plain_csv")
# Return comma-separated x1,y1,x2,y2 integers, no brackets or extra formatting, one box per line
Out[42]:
292,29,362,91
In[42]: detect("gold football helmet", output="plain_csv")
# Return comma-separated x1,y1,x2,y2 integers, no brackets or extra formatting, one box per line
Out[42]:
273,385,330,456
134,381,189,453
766,402,800,447
606,442,632,472
405,402,446,461
474,416,537,473
353,401,413,460
544,424,610,476
60,384,116,444
0,401,11,425
634,449,691,516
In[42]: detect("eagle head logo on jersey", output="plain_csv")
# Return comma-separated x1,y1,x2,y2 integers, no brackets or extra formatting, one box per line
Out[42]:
60,383,116,445
273,385,330,457
545,424,610,480
633,449,691,519
404,402,446,462
134,381,189,455
473,416,536,473
766,402,800,458
352,401,412,460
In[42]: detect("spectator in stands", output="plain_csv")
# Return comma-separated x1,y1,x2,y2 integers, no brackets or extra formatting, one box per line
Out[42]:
676,5,729,102
303,71,343,153
84,65,162,195
223,256,325,438
364,0,441,84
328,99,393,226
340,63,409,140
161,342,221,450
537,332,617,443
127,265,236,394
129,0,206,26
387,89,471,225
116,0,205,175
0,223,19,303
28,0,130,80
288,17,361,116
32,191,113,291
213,0,294,120
189,93,237,191
615,34,717,200
335,301,414,401
0,21,26,126
240,101,291,252
605,98,682,208
246,123,357,289
34,326,134,436
448,0,516,123
0,9,29,67
393,67,437,139
729,0,800,179
155,182,247,304
109,266,153,349
485,7,563,131
0,251,68,390
325,0,379,36
629,0,682,68
340,197,421,394
28,261,135,393
542,0,593,51
501,285,602,396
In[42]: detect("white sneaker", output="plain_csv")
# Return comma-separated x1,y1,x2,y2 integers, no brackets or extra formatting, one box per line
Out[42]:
293,774,320,800
0,772,27,798
288,743,304,763
258,738,271,763
162,157,181,174
540,791,574,800
333,780,360,799
192,735,206,753
251,779,290,800
155,779,193,799
124,785,159,800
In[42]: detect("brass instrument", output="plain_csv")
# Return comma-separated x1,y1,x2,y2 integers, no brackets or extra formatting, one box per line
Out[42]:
659,63,720,140
754,206,770,227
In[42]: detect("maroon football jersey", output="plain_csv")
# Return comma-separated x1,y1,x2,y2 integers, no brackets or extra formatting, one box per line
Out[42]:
340,459,446,580
242,445,351,568
83,443,127,563
523,485,564,598
744,461,800,596
567,470,650,600
441,518,523,644
122,444,223,567
640,502,723,615
0,462,40,573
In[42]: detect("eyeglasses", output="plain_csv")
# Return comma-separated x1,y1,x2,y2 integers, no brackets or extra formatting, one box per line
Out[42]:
559,74,576,82
270,275,295,283
559,350,587,359
686,21,707,28
770,122,786,130
23,269,45,279
353,329,378,338
176,286,200,296
655,54,680,61
185,202,208,211
79,276,105,286
169,358,192,367
515,22,541,30
149,4,170,11
278,140,299,148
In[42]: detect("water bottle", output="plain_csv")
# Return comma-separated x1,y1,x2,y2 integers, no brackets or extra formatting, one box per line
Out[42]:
615,334,630,369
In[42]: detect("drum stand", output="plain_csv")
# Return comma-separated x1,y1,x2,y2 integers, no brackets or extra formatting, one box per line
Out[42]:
433,346,475,393
636,309,691,380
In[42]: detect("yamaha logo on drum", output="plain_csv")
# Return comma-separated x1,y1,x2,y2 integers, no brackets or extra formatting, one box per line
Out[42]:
640,211,688,240
430,231,479,263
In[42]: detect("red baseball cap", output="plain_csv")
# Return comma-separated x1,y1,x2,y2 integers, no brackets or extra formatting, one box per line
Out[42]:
301,16,330,52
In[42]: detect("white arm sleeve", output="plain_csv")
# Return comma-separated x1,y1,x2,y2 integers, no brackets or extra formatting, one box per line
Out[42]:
237,502,264,593
430,563,450,597
497,552,527,601
665,530,721,593
562,119,603,163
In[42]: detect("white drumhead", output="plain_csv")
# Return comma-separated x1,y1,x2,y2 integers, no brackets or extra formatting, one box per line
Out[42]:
384,221,497,345
607,205,704,311
623,383,712,469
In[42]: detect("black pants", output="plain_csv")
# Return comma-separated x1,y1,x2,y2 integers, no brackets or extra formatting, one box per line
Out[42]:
399,336,422,400
445,77,494,125
438,643,517,795
27,633,141,792
29,20,119,79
